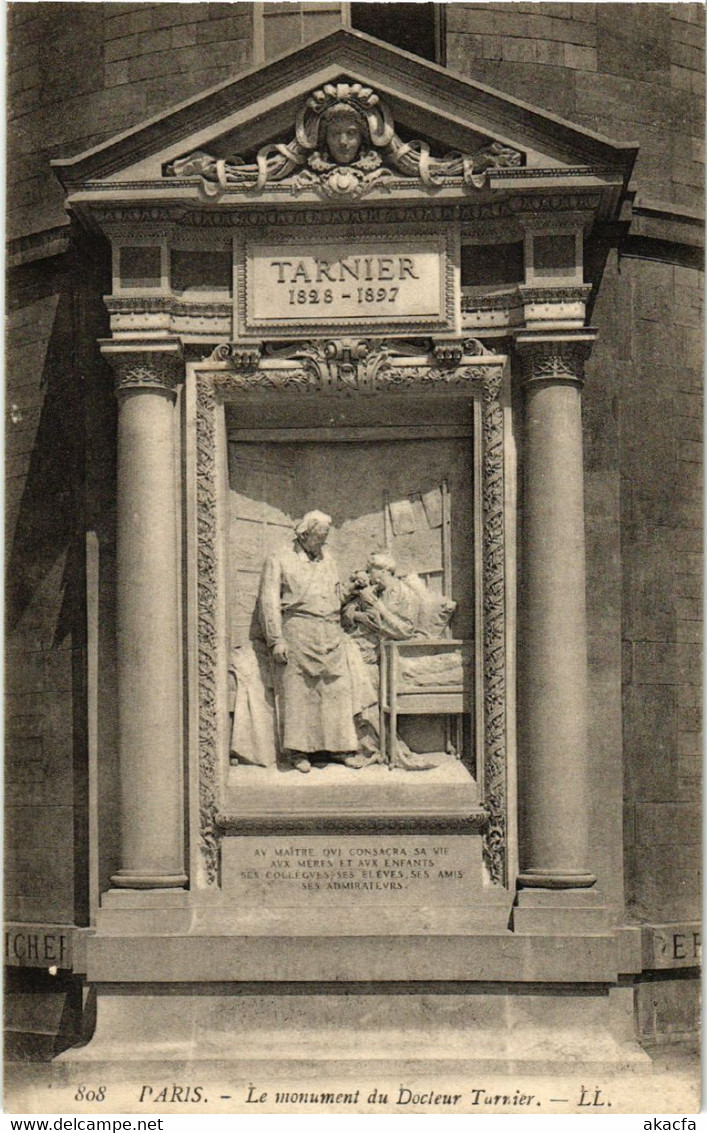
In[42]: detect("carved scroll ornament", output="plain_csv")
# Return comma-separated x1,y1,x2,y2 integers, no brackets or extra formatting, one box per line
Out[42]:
166,81,522,201
207,336,496,393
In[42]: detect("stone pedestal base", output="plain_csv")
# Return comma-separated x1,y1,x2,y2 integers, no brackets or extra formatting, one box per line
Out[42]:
57,984,649,1074
511,888,609,934
58,913,648,1076
98,888,195,934
223,759,481,826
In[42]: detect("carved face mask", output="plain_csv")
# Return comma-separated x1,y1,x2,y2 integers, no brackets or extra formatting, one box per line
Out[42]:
325,113,363,165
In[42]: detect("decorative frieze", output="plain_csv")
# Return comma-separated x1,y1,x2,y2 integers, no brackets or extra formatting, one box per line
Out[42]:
87,194,603,233
462,287,592,333
206,338,501,395
105,296,232,340
518,286,592,304
462,286,591,314
462,291,519,313
105,297,231,317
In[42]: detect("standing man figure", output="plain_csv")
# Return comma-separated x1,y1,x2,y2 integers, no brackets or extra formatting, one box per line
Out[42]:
258,510,358,773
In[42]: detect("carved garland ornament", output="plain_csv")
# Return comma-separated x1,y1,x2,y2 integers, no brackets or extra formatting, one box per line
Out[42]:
195,342,508,886
166,81,522,202
195,377,220,883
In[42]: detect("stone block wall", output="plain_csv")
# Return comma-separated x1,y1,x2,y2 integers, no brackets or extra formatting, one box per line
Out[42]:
7,2,254,241
620,254,703,926
637,973,701,1046
5,253,87,926
448,0,703,952
5,240,112,927
447,2,704,209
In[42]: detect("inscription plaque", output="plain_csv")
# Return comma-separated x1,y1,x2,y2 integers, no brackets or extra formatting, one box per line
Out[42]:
246,237,445,327
643,922,701,969
5,922,72,969
224,835,477,906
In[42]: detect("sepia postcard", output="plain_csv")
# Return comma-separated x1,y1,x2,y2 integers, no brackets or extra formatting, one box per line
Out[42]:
5,0,702,1118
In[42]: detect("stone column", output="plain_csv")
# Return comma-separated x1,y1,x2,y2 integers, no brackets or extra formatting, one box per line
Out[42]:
101,341,187,889
515,332,597,891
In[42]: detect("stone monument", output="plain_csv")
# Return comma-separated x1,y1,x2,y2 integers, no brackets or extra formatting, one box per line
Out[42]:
49,29,648,1075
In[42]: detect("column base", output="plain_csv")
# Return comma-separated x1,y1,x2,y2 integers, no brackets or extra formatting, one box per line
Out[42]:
109,870,188,890
512,886,608,934
517,870,596,889
99,887,193,932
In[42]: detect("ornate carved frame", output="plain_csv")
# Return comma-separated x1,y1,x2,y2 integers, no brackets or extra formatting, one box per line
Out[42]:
186,344,513,889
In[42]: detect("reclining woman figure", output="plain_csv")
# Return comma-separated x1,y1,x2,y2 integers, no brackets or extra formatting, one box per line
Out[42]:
342,552,457,771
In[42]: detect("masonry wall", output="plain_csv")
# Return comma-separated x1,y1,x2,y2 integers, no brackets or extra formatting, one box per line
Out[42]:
6,252,87,927
619,253,702,928
447,2,704,210
8,2,255,241
6,0,259,939
448,0,703,967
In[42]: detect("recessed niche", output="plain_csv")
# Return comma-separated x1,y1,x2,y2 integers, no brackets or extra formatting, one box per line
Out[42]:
118,246,161,289
461,242,524,288
532,234,577,279
171,249,232,295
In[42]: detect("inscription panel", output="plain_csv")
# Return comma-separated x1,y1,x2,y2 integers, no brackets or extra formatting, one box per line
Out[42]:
245,237,446,329
5,922,73,969
643,922,702,970
224,835,478,906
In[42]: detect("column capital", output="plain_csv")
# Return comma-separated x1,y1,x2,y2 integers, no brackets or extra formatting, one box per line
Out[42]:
515,331,597,388
99,338,184,399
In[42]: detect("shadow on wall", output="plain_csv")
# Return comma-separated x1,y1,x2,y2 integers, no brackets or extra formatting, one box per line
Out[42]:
7,257,85,641
7,234,116,640
4,968,87,1061
5,235,116,925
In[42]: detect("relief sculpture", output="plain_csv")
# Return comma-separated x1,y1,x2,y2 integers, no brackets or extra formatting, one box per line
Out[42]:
255,509,359,773
166,81,522,200
229,511,465,775
340,551,461,771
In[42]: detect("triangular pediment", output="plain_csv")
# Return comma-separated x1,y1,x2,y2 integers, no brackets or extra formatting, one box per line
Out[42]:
53,28,636,209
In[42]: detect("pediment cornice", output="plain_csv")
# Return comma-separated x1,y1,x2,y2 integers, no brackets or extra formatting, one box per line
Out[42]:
52,28,636,222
